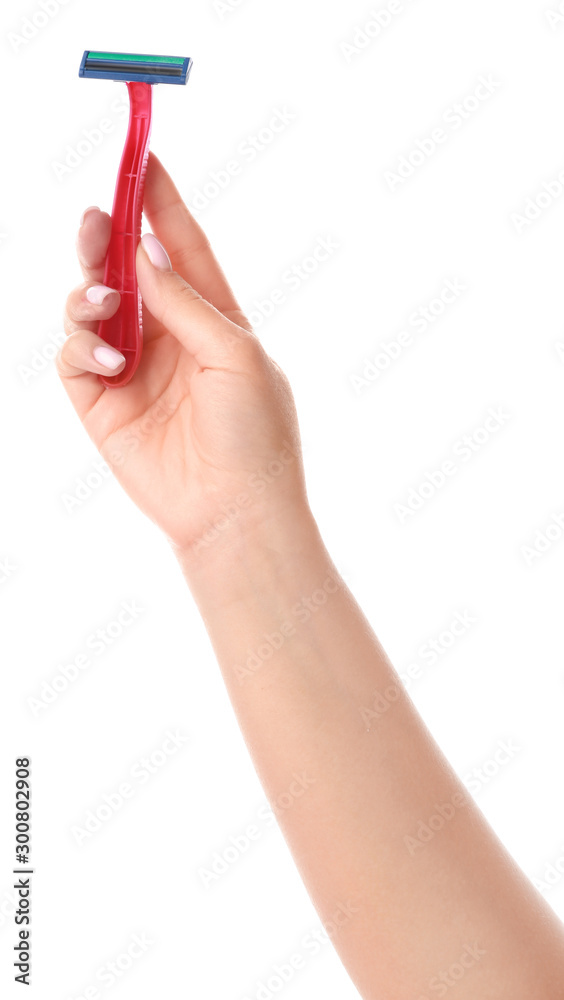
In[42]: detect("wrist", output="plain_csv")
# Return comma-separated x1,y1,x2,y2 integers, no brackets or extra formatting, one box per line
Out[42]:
171,501,330,610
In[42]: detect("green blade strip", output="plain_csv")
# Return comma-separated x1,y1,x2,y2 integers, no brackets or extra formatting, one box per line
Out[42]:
87,52,184,65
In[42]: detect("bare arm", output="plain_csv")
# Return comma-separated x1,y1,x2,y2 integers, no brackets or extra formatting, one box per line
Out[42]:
175,505,564,999
58,153,564,999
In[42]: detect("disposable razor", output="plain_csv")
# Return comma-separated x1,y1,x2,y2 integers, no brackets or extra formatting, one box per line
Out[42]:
79,51,193,387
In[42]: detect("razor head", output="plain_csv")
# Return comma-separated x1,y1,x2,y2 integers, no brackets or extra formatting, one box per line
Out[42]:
79,51,192,85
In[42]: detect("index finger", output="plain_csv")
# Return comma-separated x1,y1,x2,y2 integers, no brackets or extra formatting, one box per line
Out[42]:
142,152,248,323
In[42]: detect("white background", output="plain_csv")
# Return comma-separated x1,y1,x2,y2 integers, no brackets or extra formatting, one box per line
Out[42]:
1,0,564,997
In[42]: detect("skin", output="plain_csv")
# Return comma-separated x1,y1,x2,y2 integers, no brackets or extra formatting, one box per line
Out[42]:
58,152,564,998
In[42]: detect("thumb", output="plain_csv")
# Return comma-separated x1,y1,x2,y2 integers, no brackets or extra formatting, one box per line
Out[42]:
136,233,254,369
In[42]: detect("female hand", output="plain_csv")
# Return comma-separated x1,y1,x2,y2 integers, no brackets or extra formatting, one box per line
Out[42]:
57,153,308,557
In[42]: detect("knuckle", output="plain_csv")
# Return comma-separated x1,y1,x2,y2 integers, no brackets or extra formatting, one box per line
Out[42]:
54,347,71,378
173,235,211,270
160,275,201,324
63,306,79,336
224,308,254,334
233,330,267,368
64,285,87,324
55,331,85,377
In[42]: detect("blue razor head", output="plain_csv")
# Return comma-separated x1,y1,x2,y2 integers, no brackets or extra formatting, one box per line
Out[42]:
79,51,192,85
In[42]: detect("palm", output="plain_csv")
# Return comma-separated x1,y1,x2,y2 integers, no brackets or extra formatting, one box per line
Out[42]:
78,307,275,548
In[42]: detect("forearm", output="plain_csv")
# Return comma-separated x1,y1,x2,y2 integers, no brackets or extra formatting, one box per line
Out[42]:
174,507,564,999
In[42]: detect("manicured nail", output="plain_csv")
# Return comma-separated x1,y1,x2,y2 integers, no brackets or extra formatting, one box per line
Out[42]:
80,205,100,227
141,233,172,270
93,345,126,370
86,284,116,306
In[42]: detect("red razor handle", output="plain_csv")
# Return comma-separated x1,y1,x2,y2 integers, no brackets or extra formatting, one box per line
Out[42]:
98,81,152,387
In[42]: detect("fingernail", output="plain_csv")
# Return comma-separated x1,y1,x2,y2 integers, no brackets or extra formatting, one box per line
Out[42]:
86,284,116,306
93,345,126,370
80,205,100,228
141,233,172,271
